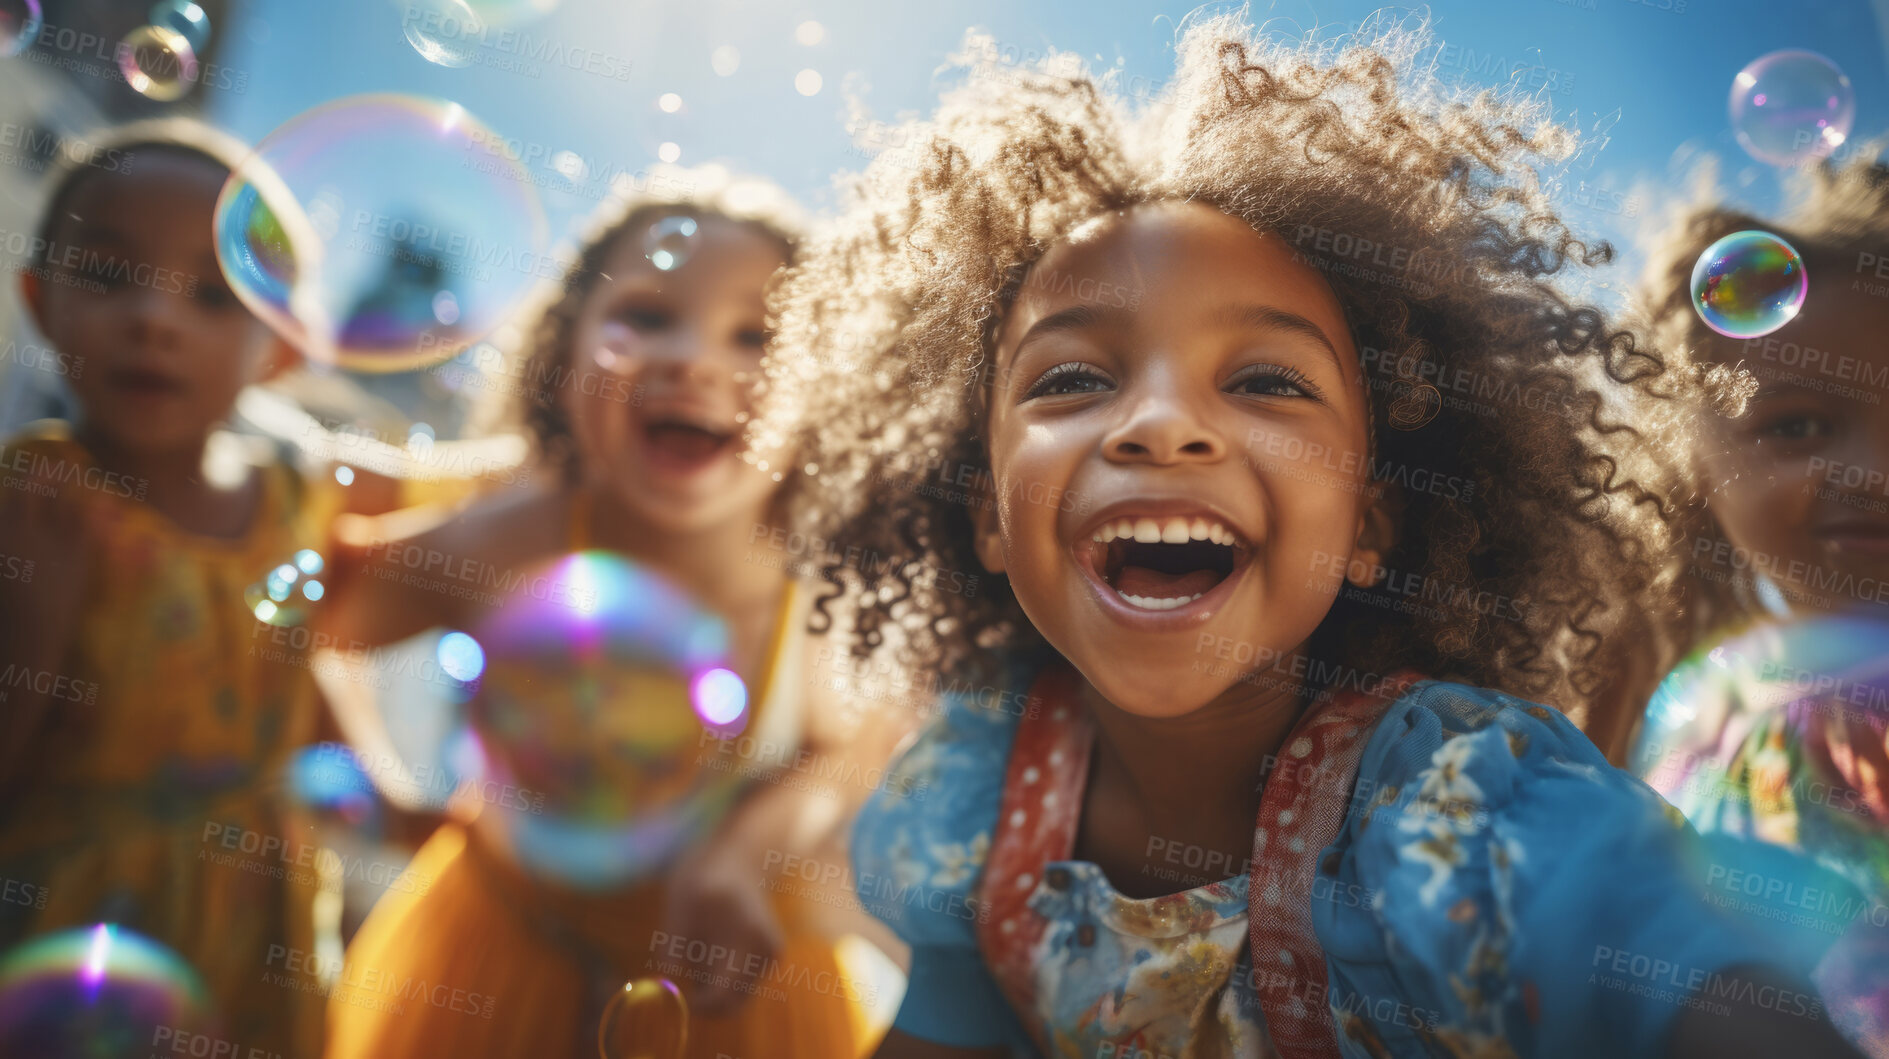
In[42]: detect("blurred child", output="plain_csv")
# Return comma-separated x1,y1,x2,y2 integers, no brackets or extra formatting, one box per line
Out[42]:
763,19,1873,1059
317,169,904,1058
1628,155,1889,1049
0,119,332,1055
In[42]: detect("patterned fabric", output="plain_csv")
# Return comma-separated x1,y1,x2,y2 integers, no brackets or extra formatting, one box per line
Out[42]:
0,421,341,1056
855,662,1853,1058
1631,617,1889,1056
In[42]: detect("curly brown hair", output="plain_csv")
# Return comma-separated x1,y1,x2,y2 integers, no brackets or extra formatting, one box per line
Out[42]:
759,16,1698,725
1633,150,1889,641
479,165,804,477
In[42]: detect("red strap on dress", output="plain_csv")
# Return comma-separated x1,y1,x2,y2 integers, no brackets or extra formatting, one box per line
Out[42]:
1244,671,1419,1059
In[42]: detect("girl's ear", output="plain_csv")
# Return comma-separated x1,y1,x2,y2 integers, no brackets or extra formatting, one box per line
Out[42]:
970,476,1007,575
1347,482,1403,587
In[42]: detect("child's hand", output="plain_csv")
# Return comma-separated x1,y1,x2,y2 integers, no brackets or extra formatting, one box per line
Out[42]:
656,844,786,1019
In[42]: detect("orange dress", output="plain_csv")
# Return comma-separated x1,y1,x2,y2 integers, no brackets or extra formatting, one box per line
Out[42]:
0,422,337,1057
324,531,877,1058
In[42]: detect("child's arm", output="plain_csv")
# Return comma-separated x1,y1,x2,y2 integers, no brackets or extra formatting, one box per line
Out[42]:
658,691,915,1018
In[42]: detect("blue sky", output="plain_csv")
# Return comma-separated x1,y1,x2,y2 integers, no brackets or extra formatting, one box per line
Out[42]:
210,0,1888,270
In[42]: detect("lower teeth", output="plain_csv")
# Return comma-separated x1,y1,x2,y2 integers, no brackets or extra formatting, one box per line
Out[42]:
1117,590,1205,611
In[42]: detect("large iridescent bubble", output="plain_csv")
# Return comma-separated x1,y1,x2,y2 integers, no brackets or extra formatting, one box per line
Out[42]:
1639,611,1889,763
214,94,548,372
0,924,218,1057
458,551,751,890
1690,230,1807,340
1730,50,1856,168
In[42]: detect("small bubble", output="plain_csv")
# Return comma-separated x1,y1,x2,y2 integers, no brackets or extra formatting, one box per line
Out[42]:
657,92,682,113
642,215,699,272
710,44,740,76
794,20,825,46
795,68,823,96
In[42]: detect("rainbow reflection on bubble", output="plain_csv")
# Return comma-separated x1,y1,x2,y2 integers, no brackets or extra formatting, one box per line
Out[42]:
1730,50,1855,168
213,94,548,372
1690,230,1807,340
1640,612,1889,744
0,0,42,57
0,924,217,1058
597,977,687,1059
461,551,749,890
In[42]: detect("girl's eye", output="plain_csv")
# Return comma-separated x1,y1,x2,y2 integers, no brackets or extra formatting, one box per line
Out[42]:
735,327,770,351
615,306,672,331
1024,362,1114,400
1225,364,1323,400
1755,412,1833,442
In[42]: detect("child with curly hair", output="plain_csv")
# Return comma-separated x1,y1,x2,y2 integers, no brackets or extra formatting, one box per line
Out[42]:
317,169,903,1058
760,17,1873,1059
1627,154,1889,1050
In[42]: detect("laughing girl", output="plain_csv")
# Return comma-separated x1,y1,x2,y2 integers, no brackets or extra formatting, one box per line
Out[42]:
760,17,1872,1059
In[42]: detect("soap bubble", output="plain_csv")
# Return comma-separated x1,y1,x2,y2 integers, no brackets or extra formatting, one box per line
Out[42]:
245,549,325,627
0,924,219,1058
1730,50,1855,168
214,94,549,372
459,551,750,890
116,24,198,101
643,215,698,272
147,0,210,55
287,743,379,820
1,0,42,58
1636,611,1889,795
399,0,560,66
403,0,481,67
597,977,687,1059
1690,230,1807,340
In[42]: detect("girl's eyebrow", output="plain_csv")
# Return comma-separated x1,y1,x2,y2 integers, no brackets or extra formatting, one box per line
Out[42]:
1013,302,1113,354
1210,304,1344,372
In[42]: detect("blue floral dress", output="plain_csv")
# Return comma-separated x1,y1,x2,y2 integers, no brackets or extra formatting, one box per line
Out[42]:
854,664,1861,1058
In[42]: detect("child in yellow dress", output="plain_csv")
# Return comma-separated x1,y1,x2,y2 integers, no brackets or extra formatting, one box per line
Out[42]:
0,119,334,1056
317,170,904,1058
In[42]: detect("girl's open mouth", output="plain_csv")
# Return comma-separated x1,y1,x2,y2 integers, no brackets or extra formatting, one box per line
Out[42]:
1077,514,1250,615
640,416,736,473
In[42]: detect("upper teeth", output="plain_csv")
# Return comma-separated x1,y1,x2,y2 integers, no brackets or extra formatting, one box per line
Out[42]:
1091,516,1237,546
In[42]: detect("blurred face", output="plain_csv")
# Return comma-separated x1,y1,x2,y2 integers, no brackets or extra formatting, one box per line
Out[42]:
562,212,788,534
1695,272,1889,616
26,152,278,455
978,201,1392,717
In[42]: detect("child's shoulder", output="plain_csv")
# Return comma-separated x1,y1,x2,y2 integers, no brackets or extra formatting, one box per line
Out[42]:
1362,678,1613,789
849,670,1030,945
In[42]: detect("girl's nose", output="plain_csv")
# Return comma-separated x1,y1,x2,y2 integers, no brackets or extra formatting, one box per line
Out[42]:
1101,381,1226,465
